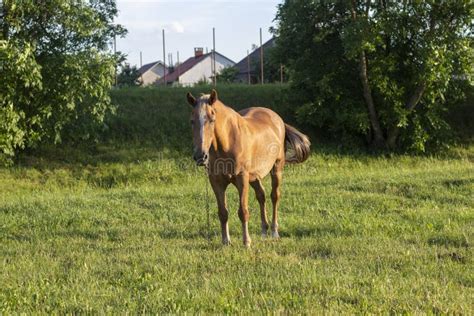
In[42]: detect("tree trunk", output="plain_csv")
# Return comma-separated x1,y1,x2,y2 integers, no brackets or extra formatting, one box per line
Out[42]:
351,0,385,148
386,84,426,148
359,53,385,147
1,2,8,40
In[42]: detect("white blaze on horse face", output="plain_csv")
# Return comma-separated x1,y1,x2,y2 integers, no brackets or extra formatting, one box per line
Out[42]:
199,105,206,149
194,98,213,156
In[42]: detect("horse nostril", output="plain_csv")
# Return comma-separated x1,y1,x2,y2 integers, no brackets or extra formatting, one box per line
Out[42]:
203,153,209,161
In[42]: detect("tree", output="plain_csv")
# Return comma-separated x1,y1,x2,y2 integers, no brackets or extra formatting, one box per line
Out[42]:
0,0,125,164
118,63,140,87
252,46,288,84
272,0,473,151
217,66,238,83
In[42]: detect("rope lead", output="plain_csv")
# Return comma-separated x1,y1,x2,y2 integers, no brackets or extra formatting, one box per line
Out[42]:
204,165,211,241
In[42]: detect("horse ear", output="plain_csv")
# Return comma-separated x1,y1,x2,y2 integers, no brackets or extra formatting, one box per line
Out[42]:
209,89,218,105
187,92,196,106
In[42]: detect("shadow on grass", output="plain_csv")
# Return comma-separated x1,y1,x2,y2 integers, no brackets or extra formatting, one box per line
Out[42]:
280,225,354,239
10,128,474,174
437,251,467,264
16,143,191,170
156,229,208,240
442,178,474,188
428,234,470,248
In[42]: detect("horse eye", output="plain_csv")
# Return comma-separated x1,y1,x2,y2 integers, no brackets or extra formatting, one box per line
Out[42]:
190,120,194,125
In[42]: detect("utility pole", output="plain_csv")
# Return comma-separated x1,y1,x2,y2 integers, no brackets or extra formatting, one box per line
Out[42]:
139,51,143,85
247,50,251,84
162,29,167,87
177,51,180,85
162,29,166,87
260,28,264,85
162,29,166,86
213,27,216,86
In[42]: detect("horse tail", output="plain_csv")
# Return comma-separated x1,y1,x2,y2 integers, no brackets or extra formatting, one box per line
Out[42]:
284,124,311,163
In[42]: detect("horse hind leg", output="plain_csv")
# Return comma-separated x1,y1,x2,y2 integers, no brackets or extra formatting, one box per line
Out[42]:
236,173,251,247
270,161,284,239
250,179,269,237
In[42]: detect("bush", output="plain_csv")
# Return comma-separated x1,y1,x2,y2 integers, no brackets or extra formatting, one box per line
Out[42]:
0,0,125,165
272,1,473,152
106,83,472,153
446,82,474,143
106,85,293,150
0,40,42,165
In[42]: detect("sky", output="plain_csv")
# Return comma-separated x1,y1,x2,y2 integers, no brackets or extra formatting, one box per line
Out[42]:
115,0,281,68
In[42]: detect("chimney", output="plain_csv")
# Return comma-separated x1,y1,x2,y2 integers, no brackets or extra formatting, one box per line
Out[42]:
194,47,204,58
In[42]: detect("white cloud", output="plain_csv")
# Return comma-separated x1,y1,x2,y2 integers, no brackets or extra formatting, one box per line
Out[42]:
168,21,185,33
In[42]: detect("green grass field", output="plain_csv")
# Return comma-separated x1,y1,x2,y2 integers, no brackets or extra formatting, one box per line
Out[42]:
1,143,473,313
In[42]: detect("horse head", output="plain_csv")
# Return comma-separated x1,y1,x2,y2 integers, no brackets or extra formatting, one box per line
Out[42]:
186,89,218,167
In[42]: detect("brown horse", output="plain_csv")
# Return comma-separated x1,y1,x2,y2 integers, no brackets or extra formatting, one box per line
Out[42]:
187,89,310,247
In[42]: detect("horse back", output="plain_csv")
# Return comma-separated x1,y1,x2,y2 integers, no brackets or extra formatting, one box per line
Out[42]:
238,107,285,140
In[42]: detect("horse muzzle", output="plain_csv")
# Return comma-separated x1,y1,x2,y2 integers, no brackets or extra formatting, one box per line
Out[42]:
193,152,209,167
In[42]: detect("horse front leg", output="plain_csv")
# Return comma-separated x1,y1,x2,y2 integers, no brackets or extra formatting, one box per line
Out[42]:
236,172,251,247
209,175,230,245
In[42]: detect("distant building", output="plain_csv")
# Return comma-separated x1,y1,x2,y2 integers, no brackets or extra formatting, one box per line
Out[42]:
138,61,168,86
159,48,235,86
234,38,276,84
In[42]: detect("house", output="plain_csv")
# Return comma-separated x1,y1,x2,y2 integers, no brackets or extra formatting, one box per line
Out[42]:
159,48,235,86
138,61,168,86
234,38,276,84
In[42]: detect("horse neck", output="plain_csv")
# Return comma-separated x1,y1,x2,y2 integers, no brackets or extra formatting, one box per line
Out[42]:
212,101,241,155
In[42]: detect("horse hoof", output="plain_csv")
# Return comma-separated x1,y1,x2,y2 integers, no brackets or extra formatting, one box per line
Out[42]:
272,231,280,239
222,238,231,246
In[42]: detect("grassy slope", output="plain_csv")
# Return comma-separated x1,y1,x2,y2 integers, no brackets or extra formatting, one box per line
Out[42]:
1,144,473,313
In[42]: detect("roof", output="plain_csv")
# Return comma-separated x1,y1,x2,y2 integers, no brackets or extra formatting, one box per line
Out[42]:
159,51,235,84
234,37,276,75
138,61,166,75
